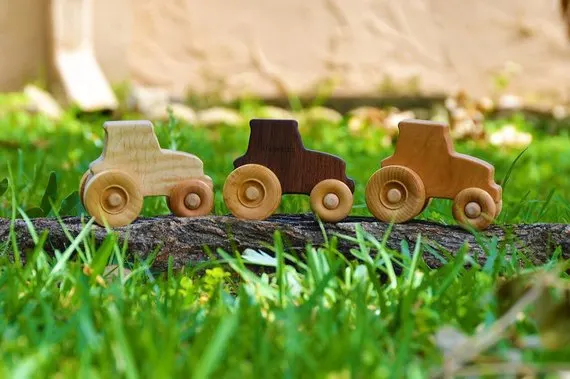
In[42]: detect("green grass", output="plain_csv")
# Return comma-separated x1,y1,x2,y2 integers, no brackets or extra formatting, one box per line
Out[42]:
2,97,570,377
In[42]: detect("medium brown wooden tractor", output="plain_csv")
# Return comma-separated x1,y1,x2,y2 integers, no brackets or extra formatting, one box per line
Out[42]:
223,119,355,222
80,120,214,227
365,119,502,230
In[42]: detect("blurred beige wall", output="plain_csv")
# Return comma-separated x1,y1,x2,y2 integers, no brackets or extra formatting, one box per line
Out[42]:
92,0,131,83
0,0,130,91
0,0,49,90
2,0,570,103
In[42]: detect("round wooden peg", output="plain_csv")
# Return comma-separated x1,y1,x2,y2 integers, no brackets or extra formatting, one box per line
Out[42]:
323,193,340,210
310,179,353,222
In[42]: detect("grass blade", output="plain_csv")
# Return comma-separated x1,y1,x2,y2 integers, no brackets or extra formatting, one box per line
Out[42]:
193,312,240,379
500,146,528,194
40,171,58,216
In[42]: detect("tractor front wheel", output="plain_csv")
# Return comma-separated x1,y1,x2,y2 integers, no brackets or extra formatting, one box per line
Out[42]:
310,179,353,222
168,179,214,217
83,170,143,227
452,187,496,230
365,165,426,223
223,164,282,220
494,199,503,218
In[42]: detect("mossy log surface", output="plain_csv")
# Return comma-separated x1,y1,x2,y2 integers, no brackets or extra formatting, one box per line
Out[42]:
1,214,569,271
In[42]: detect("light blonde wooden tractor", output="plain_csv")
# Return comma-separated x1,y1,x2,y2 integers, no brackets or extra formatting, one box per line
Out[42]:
80,120,214,227
365,119,502,230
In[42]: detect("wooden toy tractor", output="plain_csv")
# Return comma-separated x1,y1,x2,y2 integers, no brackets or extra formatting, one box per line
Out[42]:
365,119,502,230
223,119,355,222
80,120,214,227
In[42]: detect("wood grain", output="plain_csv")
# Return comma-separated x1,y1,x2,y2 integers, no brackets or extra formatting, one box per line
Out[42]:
365,165,426,223
83,169,144,227
381,119,501,202
233,119,355,194
2,215,569,272
365,119,502,229
168,179,215,217
309,179,354,222
223,164,283,220
452,187,497,230
82,120,215,226
88,120,213,197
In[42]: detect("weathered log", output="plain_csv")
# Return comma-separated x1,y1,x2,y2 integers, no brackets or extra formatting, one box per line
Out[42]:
1,214,569,271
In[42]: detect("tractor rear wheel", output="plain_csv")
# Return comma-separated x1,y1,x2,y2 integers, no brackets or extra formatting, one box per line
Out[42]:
310,179,353,222
365,165,426,223
168,179,214,217
452,187,496,230
79,170,92,207
223,164,282,220
494,199,503,218
421,198,432,213
83,169,143,227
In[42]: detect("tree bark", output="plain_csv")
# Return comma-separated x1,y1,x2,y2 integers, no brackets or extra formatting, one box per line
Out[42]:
1,214,569,271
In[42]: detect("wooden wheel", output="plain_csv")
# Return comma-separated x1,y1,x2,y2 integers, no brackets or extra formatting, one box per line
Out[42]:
495,199,503,218
79,170,92,207
168,179,214,217
309,179,353,222
223,164,282,220
452,187,496,230
83,169,143,227
421,198,432,213
365,165,426,223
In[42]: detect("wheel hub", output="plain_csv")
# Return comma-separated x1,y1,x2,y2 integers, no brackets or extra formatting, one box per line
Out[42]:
102,186,128,214
386,188,402,204
322,193,340,210
107,193,123,207
185,193,202,210
381,181,408,210
464,202,482,218
238,179,266,208
245,186,261,201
